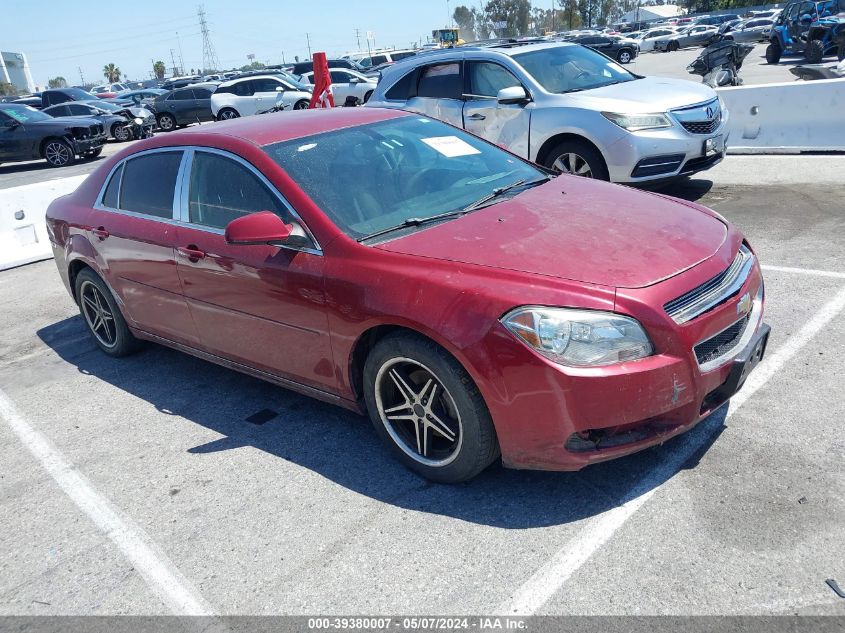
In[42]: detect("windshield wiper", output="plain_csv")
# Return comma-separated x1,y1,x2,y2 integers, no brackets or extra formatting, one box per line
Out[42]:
357,209,469,243
462,176,550,212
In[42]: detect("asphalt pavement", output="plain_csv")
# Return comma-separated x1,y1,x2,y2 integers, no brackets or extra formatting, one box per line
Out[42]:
0,152,843,617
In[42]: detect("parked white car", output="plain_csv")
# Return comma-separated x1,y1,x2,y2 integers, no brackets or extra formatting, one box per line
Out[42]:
90,83,129,94
636,27,681,52
299,69,378,104
210,75,312,120
358,49,417,68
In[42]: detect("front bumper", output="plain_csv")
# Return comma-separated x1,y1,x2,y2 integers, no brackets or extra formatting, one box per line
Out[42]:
605,109,729,184
479,242,767,471
71,134,107,154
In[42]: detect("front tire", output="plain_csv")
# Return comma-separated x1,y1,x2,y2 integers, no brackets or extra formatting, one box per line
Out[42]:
112,123,132,142
363,90,373,103
543,139,609,181
43,139,76,168
293,100,309,110
616,48,633,63
766,40,782,63
157,113,177,131
669,40,680,52
805,39,824,63
363,333,499,483
74,268,141,357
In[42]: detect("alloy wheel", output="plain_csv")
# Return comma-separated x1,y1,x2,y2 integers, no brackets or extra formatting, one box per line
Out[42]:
114,125,131,141
293,100,309,110
374,357,463,467
551,152,593,177
45,142,71,167
619,51,632,63
159,115,175,130
79,281,117,349
219,109,239,120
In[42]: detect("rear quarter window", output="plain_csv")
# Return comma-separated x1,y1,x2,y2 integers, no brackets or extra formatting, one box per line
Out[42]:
102,163,123,209
384,70,415,100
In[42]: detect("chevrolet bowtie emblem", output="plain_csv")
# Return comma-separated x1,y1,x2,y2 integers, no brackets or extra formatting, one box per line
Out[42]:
737,292,753,316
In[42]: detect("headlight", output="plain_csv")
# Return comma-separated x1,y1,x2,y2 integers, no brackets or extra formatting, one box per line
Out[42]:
134,117,144,125
501,307,653,367
602,111,673,132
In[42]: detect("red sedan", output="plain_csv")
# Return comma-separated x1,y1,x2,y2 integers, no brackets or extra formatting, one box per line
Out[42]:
46,108,769,483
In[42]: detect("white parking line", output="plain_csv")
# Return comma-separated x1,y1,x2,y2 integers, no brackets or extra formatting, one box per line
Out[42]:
761,264,845,279
0,389,214,616
497,282,845,615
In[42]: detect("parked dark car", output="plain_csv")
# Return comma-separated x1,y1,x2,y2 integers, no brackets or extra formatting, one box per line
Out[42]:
291,58,365,76
43,102,133,142
565,34,640,63
161,76,203,90
115,88,167,106
147,86,216,131
40,88,107,108
11,93,42,108
0,103,106,167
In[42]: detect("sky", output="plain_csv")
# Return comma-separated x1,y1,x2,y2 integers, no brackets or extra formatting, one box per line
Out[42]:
5,0,466,87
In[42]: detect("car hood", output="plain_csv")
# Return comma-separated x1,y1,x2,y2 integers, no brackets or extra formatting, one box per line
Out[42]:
374,176,727,289
564,77,717,113
40,116,104,127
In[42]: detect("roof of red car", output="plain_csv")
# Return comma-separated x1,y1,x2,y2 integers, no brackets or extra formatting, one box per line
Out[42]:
183,107,411,146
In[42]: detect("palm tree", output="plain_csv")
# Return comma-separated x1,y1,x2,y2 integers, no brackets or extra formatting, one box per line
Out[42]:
103,63,121,82
153,61,166,80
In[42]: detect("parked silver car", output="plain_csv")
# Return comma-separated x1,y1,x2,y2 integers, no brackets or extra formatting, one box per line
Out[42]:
656,25,720,51
724,18,776,43
366,42,728,183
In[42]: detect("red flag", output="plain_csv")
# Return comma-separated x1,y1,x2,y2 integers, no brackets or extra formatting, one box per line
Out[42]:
308,52,335,109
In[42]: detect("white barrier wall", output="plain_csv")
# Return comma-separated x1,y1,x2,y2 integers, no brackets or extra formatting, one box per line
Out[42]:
0,176,86,272
717,78,845,154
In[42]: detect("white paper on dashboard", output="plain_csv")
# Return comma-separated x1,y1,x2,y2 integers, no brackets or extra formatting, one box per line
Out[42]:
421,136,481,158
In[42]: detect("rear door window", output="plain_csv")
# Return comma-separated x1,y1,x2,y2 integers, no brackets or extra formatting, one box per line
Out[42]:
119,151,183,218
417,63,462,100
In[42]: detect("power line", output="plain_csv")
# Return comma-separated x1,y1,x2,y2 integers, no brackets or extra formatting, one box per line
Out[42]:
198,4,220,73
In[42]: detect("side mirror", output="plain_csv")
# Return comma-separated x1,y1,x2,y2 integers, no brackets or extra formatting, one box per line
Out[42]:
226,211,294,245
497,86,530,105
3,119,20,129
275,86,286,92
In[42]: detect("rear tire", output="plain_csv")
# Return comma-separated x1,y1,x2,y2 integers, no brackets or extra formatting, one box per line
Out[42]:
363,333,499,484
216,108,239,121
805,38,824,63
157,113,177,131
616,48,633,63
293,99,309,110
74,268,142,357
543,139,610,181
766,40,782,63
669,40,680,52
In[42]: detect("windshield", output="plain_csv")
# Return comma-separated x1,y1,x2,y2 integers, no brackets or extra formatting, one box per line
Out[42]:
264,116,545,241
61,88,97,100
0,105,52,123
513,45,636,94
90,102,121,112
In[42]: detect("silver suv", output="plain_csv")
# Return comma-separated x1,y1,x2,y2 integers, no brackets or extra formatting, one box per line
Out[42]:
366,42,728,183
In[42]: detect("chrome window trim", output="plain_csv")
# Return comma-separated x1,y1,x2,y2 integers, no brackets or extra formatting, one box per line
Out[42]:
695,284,764,373
665,245,755,325
92,145,322,256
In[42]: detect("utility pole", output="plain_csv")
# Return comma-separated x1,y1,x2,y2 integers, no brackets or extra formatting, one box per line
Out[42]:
354,28,362,51
305,33,312,58
78,66,85,85
176,31,185,74
198,5,220,73
170,48,179,77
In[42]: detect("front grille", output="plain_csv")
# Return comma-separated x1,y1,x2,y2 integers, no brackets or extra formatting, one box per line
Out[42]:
681,111,722,135
694,315,749,365
664,244,754,324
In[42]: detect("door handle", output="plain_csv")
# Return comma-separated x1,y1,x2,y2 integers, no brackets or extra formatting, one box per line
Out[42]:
92,226,109,240
467,113,486,121
177,245,206,261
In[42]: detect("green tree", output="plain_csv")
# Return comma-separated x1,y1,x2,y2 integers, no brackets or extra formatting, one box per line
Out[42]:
485,0,532,37
103,63,121,82
558,0,583,29
47,76,67,89
453,5,477,40
238,61,265,72
153,61,166,79
0,82,17,97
